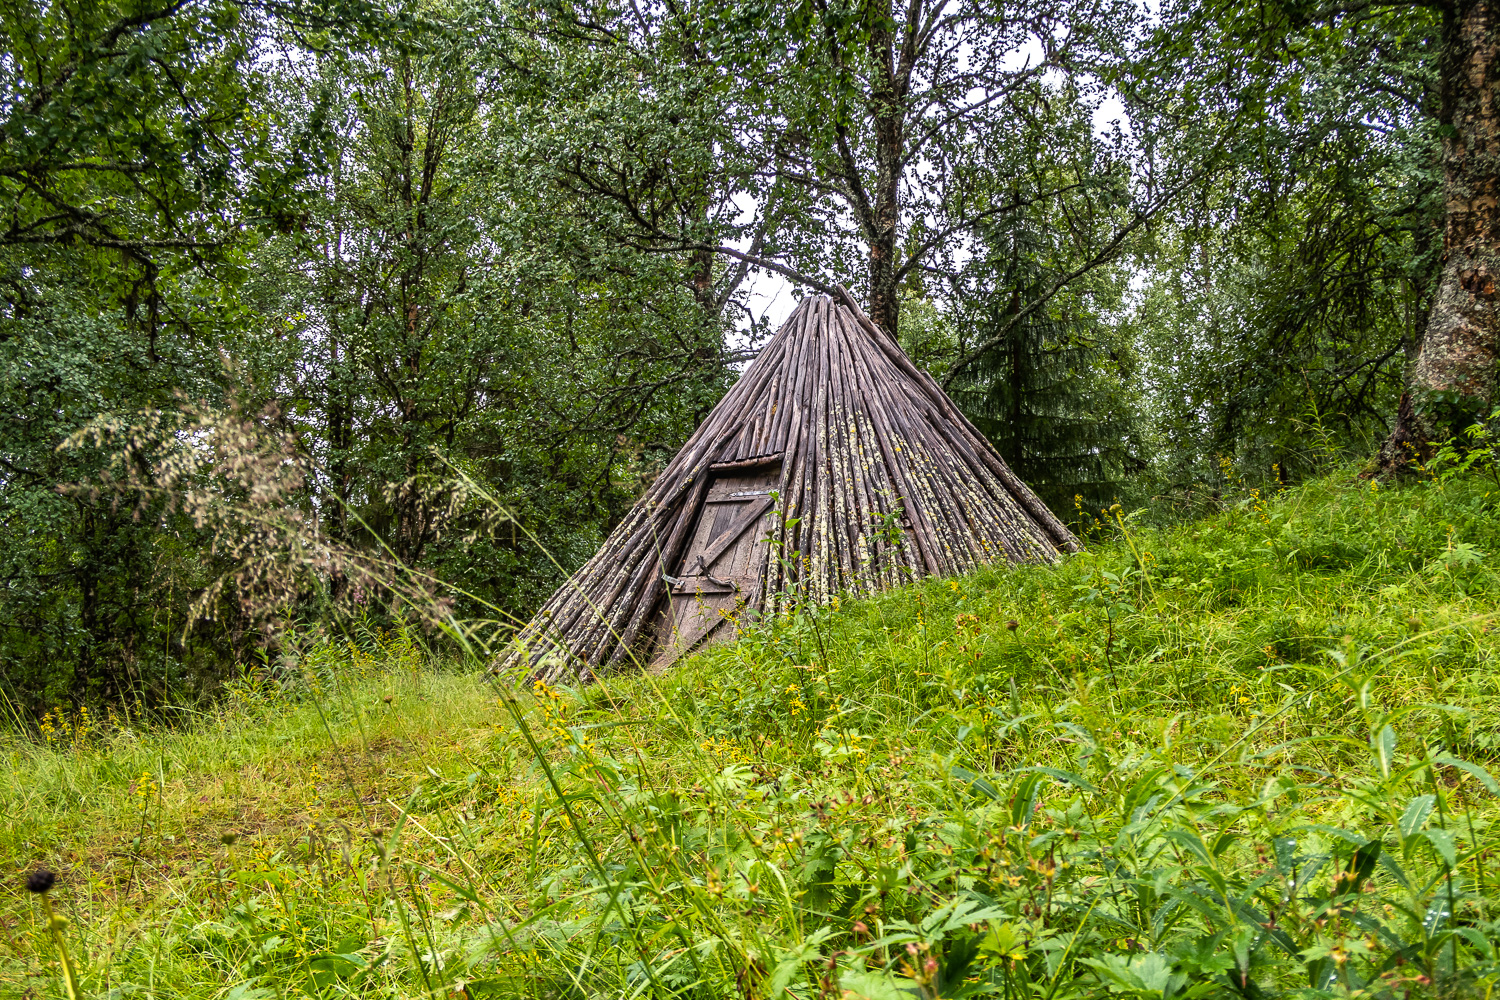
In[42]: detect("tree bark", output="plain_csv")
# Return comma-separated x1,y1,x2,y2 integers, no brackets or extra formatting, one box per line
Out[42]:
866,0,904,337
325,338,353,599
1380,0,1500,470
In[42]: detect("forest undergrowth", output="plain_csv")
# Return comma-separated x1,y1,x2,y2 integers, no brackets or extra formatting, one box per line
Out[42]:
5,469,1500,999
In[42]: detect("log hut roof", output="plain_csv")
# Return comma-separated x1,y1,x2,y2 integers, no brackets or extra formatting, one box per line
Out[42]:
505,291,1079,683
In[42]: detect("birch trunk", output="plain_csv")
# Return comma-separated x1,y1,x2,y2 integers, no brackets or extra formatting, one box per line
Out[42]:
1381,0,1500,468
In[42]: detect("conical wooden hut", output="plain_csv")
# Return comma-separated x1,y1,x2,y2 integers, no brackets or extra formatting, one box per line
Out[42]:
505,291,1078,682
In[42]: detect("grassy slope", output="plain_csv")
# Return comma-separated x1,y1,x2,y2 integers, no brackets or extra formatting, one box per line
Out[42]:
4,470,1500,998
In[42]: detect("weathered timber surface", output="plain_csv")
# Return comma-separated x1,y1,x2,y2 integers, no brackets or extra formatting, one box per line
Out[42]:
500,291,1079,683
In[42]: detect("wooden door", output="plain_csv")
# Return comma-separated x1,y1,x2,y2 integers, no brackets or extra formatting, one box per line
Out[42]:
652,458,781,668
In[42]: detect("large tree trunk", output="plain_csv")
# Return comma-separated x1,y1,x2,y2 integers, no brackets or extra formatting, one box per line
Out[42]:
679,26,722,326
866,0,903,337
689,245,716,315
1380,0,1500,469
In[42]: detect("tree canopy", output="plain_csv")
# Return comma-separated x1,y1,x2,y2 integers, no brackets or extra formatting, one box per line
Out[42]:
1,0,1492,707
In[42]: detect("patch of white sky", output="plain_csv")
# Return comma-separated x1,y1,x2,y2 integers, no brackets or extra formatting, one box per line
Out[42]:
731,6,1150,345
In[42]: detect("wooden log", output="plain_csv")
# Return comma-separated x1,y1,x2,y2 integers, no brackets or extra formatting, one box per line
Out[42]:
841,292,1078,553
510,291,1076,682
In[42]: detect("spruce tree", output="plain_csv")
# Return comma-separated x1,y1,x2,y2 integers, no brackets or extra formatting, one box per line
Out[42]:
947,234,1144,519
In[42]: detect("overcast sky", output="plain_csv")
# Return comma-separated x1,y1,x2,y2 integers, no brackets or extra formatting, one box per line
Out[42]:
735,86,1131,339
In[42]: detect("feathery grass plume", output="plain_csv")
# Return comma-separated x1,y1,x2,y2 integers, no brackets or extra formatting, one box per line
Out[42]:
57,376,519,672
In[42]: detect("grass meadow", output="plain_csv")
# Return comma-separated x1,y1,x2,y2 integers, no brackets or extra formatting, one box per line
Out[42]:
5,469,1500,998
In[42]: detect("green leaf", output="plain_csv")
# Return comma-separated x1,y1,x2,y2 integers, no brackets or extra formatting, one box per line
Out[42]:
224,986,275,1000
1434,754,1500,795
1345,840,1381,894
1456,926,1495,958
1272,835,1297,878
1423,827,1456,867
1210,829,1240,858
839,970,921,1000
1398,794,1435,838
949,765,999,801
1010,771,1044,828
769,926,837,997
1376,725,1396,777
1164,828,1213,865
1011,765,1098,794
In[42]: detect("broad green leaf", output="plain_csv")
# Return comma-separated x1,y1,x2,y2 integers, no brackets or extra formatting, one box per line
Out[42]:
1398,794,1435,838
1376,725,1396,778
1423,827,1456,867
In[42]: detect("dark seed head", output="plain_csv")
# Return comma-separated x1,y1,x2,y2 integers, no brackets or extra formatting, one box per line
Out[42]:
1006,620,1019,631
26,869,56,894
